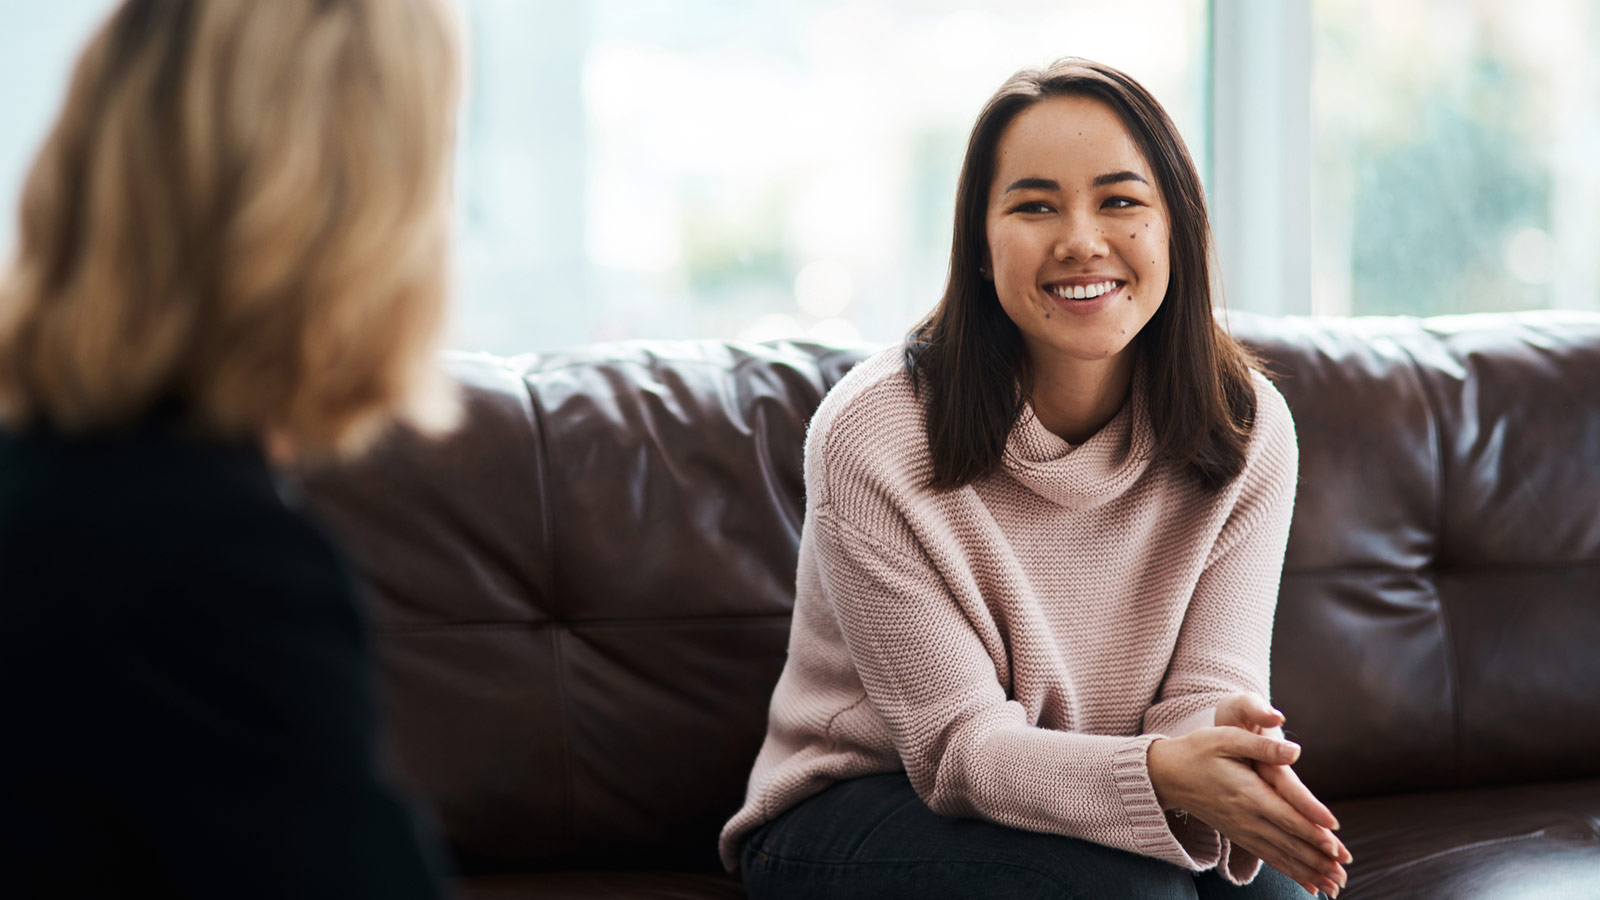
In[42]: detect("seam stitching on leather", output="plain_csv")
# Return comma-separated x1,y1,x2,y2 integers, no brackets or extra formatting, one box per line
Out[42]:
1391,332,1466,783
548,626,577,854
521,374,559,625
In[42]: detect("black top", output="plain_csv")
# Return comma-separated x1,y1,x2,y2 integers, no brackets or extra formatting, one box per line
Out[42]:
0,418,446,899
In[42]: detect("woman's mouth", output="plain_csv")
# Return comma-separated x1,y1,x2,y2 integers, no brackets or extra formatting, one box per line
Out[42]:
1048,280,1122,300
1043,280,1126,315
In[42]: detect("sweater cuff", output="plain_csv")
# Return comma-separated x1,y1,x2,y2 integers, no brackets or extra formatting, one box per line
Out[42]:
1165,809,1222,870
1217,836,1266,885
1113,735,1218,871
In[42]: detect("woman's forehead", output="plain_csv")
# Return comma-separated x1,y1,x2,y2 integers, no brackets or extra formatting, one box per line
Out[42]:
993,96,1153,185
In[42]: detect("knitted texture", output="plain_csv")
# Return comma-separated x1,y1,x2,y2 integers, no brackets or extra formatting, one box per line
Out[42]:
719,346,1299,886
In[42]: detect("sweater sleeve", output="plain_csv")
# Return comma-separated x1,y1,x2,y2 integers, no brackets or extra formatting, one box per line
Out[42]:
811,503,1213,871
1140,377,1300,885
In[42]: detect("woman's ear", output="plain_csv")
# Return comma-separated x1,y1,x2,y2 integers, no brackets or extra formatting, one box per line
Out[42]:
978,251,993,281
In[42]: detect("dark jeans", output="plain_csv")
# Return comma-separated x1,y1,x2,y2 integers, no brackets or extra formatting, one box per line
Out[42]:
741,772,1315,900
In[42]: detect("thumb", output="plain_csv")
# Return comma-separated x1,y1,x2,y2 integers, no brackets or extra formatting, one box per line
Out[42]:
1219,692,1286,731
1242,693,1285,727
1224,730,1300,765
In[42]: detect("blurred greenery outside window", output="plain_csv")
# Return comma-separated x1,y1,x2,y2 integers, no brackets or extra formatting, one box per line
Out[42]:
1312,0,1600,317
1,2,1597,354
453,0,1208,353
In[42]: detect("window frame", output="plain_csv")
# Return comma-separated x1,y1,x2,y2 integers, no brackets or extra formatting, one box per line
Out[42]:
1208,0,1314,316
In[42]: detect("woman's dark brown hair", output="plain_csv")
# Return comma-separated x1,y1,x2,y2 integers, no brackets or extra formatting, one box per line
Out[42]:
904,57,1260,492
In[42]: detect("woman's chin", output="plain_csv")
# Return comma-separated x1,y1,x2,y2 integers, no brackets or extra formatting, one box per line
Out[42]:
1023,333,1139,369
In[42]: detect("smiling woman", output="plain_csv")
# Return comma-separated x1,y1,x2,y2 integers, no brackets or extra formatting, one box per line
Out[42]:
908,61,1260,495
981,95,1172,444
723,59,1351,900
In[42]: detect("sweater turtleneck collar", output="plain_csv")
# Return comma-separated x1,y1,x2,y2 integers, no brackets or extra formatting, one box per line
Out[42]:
1001,357,1154,510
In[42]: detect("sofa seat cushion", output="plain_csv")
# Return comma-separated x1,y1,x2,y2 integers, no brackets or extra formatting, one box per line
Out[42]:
1330,778,1600,898
460,871,745,899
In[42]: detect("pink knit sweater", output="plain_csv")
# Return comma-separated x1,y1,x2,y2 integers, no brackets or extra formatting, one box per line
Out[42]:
718,347,1299,885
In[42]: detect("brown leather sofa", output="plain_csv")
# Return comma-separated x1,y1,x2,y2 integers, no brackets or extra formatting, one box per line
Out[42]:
301,311,1600,899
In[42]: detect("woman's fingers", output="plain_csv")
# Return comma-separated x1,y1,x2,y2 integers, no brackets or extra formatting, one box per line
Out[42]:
1208,726,1300,765
1232,832,1339,898
1217,692,1286,731
1210,758,1345,889
1259,761,1346,846
1173,728,1350,894
1250,786,1349,887
1244,814,1347,896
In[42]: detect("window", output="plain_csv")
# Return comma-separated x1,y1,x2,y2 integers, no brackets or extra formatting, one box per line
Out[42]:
0,1,114,250
1310,0,1600,316
6,2,1591,348
454,0,1208,352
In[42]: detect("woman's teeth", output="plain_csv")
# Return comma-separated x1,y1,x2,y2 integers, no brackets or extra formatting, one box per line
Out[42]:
1051,281,1118,300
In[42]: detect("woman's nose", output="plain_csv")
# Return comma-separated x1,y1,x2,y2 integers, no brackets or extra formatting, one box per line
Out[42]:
1054,212,1109,262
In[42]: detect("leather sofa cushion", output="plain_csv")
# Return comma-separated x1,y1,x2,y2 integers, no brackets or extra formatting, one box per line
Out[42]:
1330,778,1600,899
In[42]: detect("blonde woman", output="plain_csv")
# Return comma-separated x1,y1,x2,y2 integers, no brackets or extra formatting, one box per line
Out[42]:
0,1,461,896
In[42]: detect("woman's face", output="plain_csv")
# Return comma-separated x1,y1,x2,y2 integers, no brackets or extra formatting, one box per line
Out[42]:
983,95,1170,371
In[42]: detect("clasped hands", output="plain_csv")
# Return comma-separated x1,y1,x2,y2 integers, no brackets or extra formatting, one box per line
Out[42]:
1146,693,1351,898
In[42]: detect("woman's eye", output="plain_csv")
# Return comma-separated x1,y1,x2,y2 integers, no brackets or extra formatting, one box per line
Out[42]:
1103,196,1140,210
1012,201,1054,214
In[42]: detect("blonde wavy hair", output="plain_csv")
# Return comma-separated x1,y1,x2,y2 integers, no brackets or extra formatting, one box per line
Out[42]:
0,0,462,459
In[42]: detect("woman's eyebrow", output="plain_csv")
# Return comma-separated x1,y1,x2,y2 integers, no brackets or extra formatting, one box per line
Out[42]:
1003,172,1149,194
1092,170,1148,187
1003,177,1059,193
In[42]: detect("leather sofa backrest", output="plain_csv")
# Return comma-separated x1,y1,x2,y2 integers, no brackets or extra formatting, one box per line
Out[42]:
301,312,1600,873
303,340,864,872
1238,312,1600,800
